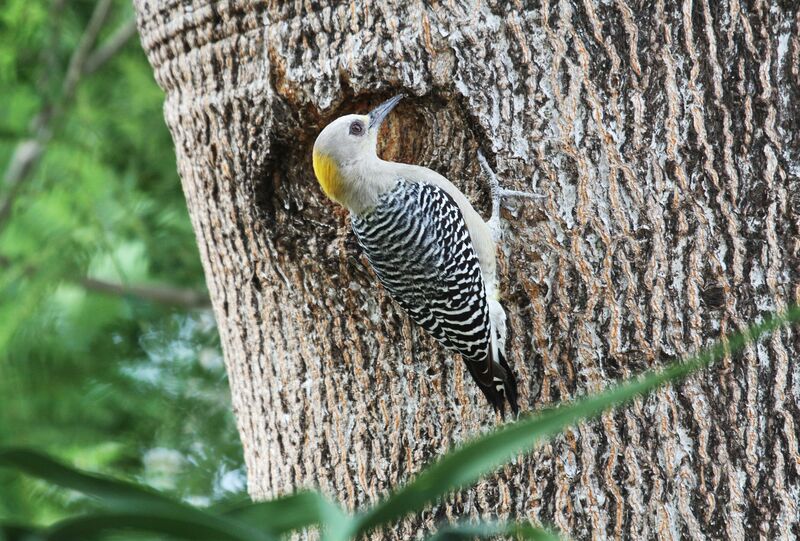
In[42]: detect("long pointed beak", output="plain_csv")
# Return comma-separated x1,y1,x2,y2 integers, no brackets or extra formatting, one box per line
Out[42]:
368,95,403,130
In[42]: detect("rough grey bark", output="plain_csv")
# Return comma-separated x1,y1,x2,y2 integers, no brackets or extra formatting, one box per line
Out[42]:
133,1,800,539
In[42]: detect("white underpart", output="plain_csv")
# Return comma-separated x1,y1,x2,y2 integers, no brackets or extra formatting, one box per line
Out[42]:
486,280,508,362
476,150,542,359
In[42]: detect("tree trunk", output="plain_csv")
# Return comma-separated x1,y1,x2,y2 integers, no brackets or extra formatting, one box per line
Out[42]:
133,1,799,538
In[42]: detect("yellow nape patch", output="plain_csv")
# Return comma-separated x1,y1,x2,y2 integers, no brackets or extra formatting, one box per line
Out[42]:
312,151,343,203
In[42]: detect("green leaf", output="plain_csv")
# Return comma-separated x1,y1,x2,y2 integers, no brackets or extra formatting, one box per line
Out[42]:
0,449,271,541
426,521,562,541
225,491,353,540
43,512,254,541
0,448,180,511
354,307,800,535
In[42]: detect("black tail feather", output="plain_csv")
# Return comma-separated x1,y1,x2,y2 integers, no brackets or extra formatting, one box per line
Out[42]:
497,351,520,416
463,352,520,419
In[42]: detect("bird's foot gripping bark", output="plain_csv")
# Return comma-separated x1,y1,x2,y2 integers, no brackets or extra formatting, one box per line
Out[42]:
477,150,543,242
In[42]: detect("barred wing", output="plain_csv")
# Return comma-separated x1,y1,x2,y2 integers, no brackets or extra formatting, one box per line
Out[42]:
352,180,494,383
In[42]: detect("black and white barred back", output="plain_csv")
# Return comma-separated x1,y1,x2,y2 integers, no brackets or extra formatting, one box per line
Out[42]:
352,179,518,416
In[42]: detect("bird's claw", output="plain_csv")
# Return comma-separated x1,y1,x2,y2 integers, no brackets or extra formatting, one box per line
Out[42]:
477,150,543,241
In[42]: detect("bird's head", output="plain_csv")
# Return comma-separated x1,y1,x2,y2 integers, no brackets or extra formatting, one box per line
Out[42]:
312,95,403,205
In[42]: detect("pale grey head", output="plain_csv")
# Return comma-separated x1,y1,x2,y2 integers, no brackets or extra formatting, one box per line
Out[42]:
312,95,403,210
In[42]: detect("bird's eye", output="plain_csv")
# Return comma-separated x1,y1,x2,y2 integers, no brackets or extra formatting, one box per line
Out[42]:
349,121,365,136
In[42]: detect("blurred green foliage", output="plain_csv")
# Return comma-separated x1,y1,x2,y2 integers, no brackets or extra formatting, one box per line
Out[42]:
0,0,244,525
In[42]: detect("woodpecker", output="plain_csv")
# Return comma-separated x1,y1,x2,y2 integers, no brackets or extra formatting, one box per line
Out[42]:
313,95,535,417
